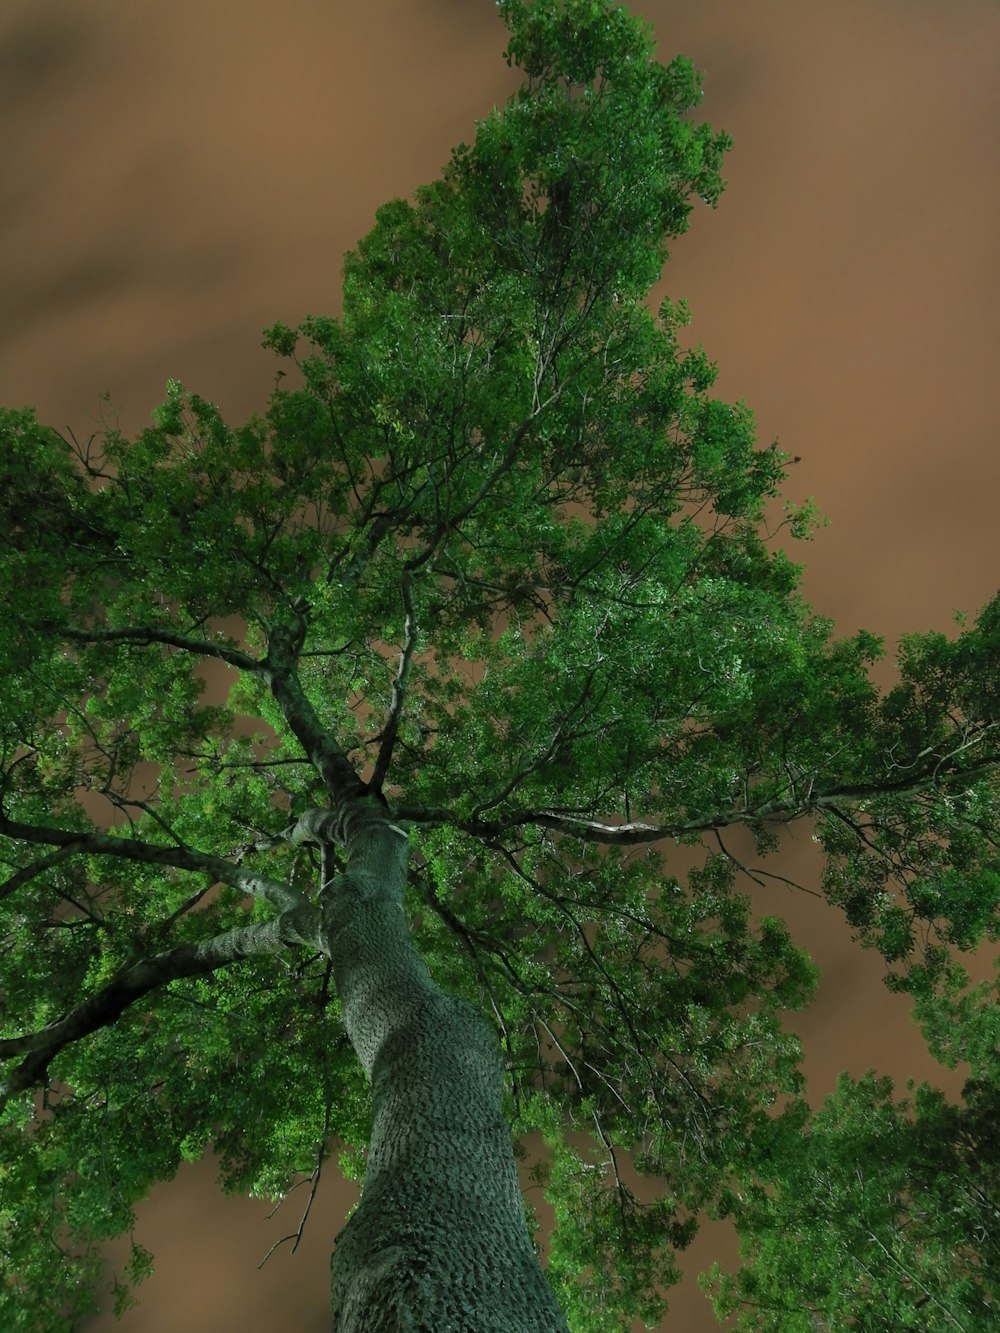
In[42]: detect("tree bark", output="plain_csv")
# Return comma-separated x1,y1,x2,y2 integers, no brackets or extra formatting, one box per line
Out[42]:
295,801,570,1332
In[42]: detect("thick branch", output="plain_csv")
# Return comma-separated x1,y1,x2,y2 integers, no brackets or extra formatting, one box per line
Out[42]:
0,904,319,1107
263,617,369,810
59,624,262,673
396,752,1000,846
0,814,306,914
370,571,417,795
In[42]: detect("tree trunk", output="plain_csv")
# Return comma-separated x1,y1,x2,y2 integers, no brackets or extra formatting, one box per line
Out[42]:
302,800,570,1332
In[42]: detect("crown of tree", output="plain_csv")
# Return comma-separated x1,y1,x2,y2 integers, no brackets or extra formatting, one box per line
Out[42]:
2,2,998,1328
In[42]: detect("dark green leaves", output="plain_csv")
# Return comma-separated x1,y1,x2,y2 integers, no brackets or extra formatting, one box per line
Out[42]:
708,1072,1000,1329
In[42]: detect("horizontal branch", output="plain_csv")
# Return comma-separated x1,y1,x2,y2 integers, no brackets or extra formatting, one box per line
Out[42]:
0,814,306,914
0,904,320,1107
395,752,1000,847
59,624,262,673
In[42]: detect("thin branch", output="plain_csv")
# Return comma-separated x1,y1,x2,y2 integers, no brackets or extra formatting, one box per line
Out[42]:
712,829,821,898
257,1104,333,1264
495,845,706,1136
0,843,88,900
102,793,187,846
864,1232,969,1331
469,668,608,823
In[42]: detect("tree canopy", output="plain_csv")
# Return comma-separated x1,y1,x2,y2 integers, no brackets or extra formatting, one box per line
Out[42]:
2,1,998,1328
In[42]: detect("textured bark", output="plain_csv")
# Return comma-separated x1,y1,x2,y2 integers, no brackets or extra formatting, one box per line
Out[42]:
299,801,570,1332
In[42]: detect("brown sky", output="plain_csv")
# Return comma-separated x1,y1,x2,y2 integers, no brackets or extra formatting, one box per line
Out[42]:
3,1,999,1328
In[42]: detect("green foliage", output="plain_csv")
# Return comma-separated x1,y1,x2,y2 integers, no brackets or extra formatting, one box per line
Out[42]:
1,0,998,1326
913,956,1000,1081
706,1072,999,1329
817,590,1000,995
0,958,371,1328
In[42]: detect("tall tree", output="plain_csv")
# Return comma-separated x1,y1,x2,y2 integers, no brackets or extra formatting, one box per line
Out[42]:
2,1,998,1328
